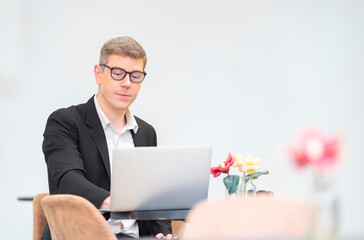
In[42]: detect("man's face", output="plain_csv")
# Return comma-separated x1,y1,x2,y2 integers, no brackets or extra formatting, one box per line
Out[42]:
94,54,144,114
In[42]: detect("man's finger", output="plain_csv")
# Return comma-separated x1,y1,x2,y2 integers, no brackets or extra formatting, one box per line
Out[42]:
155,233,164,239
166,234,173,240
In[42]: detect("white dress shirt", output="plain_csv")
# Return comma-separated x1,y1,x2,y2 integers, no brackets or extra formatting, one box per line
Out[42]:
94,95,139,238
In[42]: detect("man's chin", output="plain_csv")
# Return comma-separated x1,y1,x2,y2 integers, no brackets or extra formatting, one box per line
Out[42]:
112,102,132,112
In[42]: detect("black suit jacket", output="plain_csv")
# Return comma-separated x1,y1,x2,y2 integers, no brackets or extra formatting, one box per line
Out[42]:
42,96,171,237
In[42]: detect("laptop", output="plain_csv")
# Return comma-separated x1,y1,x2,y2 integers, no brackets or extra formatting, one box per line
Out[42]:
110,146,212,212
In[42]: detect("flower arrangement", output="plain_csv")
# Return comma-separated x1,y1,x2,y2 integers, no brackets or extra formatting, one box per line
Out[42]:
210,152,269,195
286,128,342,239
286,128,341,174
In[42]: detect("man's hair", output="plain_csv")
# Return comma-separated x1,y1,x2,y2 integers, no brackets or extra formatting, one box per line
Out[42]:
99,36,147,68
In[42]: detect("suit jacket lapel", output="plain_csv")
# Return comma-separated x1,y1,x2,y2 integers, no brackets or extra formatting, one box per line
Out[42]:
131,129,146,147
85,97,111,177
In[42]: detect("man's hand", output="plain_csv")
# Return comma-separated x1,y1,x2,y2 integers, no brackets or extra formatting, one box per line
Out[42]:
100,196,110,209
155,233,173,239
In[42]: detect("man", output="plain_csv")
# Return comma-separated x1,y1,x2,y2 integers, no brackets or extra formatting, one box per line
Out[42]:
42,36,172,239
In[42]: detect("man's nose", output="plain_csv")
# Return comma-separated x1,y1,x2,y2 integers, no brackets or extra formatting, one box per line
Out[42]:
120,73,132,87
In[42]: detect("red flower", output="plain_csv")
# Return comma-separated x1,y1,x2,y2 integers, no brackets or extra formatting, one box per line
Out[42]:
210,152,234,177
288,129,341,174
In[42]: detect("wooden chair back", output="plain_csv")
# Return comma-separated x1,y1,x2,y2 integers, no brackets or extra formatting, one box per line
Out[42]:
33,193,50,240
171,220,186,238
41,194,117,240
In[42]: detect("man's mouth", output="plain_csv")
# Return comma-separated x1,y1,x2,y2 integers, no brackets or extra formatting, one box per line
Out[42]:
116,93,130,98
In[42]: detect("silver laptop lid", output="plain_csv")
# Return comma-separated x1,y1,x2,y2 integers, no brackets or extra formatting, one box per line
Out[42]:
110,146,212,212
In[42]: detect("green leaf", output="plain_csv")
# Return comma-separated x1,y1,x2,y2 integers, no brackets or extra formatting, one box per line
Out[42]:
223,175,240,194
246,171,269,181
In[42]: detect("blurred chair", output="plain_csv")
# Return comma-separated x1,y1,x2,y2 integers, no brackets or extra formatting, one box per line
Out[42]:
171,220,186,238
41,194,117,240
33,193,49,240
183,195,314,239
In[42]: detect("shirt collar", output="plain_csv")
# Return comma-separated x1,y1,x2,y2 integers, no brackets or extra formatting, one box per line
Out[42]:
94,95,138,134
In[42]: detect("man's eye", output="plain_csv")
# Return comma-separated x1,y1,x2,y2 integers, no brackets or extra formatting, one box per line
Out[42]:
112,70,125,77
131,73,143,79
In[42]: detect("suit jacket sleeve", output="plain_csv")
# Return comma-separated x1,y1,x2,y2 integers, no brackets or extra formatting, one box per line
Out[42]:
43,108,109,208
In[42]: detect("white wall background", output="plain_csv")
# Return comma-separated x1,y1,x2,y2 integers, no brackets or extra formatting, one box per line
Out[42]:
1,0,363,238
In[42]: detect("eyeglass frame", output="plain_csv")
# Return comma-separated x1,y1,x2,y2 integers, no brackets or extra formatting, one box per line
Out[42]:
100,64,147,83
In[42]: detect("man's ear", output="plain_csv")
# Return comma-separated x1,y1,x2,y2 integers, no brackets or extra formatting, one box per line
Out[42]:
94,65,102,86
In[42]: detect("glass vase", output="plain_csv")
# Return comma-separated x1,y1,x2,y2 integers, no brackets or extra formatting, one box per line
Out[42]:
246,177,257,196
225,175,247,198
309,174,340,240
224,172,259,198
237,174,247,197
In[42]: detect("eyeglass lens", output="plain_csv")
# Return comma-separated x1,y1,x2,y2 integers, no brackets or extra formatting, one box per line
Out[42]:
111,68,144,82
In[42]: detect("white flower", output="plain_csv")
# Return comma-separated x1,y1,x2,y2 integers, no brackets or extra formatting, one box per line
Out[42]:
232,154,260,174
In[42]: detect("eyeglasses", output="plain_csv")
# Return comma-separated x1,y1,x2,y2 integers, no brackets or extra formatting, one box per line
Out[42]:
100,64,146,83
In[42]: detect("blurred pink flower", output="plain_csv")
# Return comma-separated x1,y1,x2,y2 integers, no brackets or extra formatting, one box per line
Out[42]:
210,152,234,177
287,129,341,174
